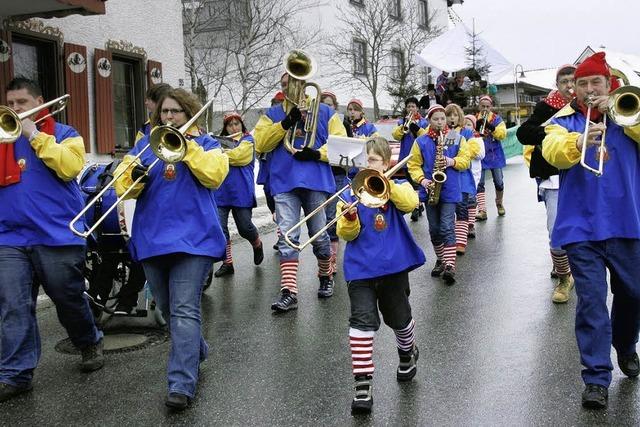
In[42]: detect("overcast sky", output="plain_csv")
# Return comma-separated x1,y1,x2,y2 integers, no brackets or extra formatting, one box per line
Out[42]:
451,0,640,71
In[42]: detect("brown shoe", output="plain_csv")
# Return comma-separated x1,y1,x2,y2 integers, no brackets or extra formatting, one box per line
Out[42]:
476,210,487,221
552,274,574,303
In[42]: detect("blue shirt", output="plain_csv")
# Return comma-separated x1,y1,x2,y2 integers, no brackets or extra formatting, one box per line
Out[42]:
479,113,506,169
398,117,429,162
214,134,256,208
415,130,464,203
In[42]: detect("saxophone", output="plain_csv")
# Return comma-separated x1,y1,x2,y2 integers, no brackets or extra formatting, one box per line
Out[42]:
427,131,448,206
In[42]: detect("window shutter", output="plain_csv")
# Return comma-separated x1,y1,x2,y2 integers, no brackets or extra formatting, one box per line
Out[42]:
147,60,163,88
94,48,115,154
0,30,14,106
63,43,90,152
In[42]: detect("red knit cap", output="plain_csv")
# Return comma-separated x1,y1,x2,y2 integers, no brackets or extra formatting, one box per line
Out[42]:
574,52,610,79
464,114,477,128
347,98,364,109
274,91,285,101
426,104,445,119
479,95,493,106
223,111,242,125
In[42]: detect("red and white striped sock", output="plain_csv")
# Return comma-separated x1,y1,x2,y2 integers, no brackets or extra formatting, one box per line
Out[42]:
433,242,445,261
251,237,262,249
455,220,468,248
280,260,299,294
443,245,457,270
224,240,233,265
318,257,332,277
551,250,571,276
477,192,486,213
350,328,375,377
468,205,477,228
394,318,415,353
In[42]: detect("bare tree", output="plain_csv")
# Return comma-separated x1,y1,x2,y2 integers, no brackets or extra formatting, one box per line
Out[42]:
464,20,491,107
326,0,402,119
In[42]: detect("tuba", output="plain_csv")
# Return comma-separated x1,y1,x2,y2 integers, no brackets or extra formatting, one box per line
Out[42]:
282,49,321,154
0,94,70,143
427,131,448,206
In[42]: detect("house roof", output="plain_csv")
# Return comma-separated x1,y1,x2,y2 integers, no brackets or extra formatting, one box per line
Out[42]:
576,46,640,85
0,0,106,20
493,67,556,92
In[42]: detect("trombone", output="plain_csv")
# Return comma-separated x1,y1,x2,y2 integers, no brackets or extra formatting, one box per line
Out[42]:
284,155,412,251
69,98,215,238
282,49,321,154
0,94,70,143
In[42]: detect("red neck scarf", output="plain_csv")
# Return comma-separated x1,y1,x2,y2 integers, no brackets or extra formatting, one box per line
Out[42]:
544,90,573,110
575,99,603,122
428,125,449,141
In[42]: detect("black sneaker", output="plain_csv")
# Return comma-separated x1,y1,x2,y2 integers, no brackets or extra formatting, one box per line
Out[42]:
165,392,190,411
397,345,419,382
442,265,456,285
550,268,559,279
80,338,104,373
318,276,334,298
271,289,298,312
351,375,373,415
273,240,279,251
253,243,264,265
581,384,608,409
410,208,420,222
618,352,640,377
214,263,234,278
431,260,445,277
467,226,476,239
0,382,32,403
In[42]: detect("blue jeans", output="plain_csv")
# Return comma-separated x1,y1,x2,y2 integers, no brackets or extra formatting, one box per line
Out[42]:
274,189,331,261
0,245,101,387
217,206,259,243
477,168,504,192
540,188,565,253
564,239,640,387
426,202,457,246
326,173,348,242
455,193,470,221
142,253,213,398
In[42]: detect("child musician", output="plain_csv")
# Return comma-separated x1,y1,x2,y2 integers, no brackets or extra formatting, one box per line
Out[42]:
463,115,486,239
337,137,425,415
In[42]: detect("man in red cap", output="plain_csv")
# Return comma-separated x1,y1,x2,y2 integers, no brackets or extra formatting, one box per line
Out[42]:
517,64,576,304
543,51,640,409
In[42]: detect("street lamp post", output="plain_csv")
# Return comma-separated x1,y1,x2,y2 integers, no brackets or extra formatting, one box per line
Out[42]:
513,64,525,126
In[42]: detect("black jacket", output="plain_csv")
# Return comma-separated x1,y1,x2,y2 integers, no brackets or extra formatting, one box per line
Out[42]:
516,100,560,180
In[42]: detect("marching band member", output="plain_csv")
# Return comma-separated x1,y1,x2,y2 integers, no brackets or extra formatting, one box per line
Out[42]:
542,52,640,409
408,105,475,285
518,64,576,303
213,112,263,277
337,137,425,415
136,83,172,141
475,95,507,220
346,98,378,138
0,78,104,403
320,90,338,111
254,73,347,312
114,88,229,410
463,115,485,239
393,97,428,221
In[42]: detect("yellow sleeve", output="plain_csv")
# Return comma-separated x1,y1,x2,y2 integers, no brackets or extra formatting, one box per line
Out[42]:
452,137,473,171
29,132,85,181
407,140,425,183
336,200,360,241
113,154,146,199
226,140,254,167
493,121,507,141
389,180,419,213
392,124,404,141
254,114,286,154
329,112,348,136
541,123,581,169
523,145,534,168
318,144,329,163
182,139,230,189
623,122,640,143
416,127,427,137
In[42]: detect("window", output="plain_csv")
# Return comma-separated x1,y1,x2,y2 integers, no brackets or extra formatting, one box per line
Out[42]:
111,54,144,149
350,0,364,5
353,39,367,76
391,49,404,81
11,34,60,102
418,0,430,29
390,0,402,20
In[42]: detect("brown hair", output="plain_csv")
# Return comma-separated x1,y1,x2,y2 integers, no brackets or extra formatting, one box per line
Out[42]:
366,136,392,163
151,88,202,127
145,83,172,103
445,103,465,128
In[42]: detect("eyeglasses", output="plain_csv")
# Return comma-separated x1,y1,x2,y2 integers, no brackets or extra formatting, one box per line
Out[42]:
161,108,184,115
558,79,575,85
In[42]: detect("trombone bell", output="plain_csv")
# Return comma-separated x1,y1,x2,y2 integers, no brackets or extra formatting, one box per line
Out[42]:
0,107,20,143
149,125,187,163
351,169,389,209
608,86,640,127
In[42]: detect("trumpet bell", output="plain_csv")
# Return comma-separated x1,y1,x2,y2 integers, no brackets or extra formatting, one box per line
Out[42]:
608,85,640,127
149,125,188,163
0,107,21,143
284,49,316,81
351,169,390,208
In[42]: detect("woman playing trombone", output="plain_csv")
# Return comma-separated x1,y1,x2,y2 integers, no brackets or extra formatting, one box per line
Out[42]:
113,88,229,410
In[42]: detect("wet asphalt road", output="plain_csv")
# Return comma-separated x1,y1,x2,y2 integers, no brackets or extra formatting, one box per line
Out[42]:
2,157,640,426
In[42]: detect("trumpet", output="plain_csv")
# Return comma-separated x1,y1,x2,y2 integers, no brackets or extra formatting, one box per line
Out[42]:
478,110,489,134
0,94,70,143
402,112,416,135
282,49,321,154
284,155,412,251
69,98,215,238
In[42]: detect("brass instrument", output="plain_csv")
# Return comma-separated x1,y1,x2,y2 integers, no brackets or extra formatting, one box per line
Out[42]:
282,49,321,154
579,68,640,177
0,94,70,143
478,110,489,134
427,131,448,206
284,155,413,251
69,98,216,238
402,112,415,135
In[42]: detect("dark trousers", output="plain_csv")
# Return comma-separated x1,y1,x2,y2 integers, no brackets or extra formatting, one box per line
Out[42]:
565,238,640,387
88,251,145,307
348,271,412,331
217,206,259,243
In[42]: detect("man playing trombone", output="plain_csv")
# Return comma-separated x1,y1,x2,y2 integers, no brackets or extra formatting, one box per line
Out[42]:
0,78,104,403
543,52,640,410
